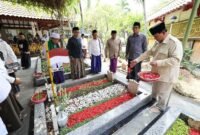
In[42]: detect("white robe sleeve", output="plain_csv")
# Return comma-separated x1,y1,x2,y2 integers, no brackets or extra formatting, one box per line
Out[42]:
88,41,92,56
0,59,15,83
0,74,11,103
0,117,7,135
100,40,104,55
2,73,15,83
5,41,18,63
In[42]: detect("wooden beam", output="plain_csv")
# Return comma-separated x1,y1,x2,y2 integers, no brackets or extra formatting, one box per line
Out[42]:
17,20,20,25
6,19,9,26
142,0,148,36
12,19,15,25
0,19,2,25
23,20,25,28
2,23,31,27
0,15,65,30
0,15,68,23
2,26,31,30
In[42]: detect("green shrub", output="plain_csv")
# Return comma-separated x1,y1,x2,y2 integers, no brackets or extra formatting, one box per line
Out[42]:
166,119,189,135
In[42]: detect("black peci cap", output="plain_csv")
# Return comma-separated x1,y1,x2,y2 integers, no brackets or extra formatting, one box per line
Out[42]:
149,22,167,35
111,30,117,34
133,22,141,28
72,27,79,31
92,30,98,34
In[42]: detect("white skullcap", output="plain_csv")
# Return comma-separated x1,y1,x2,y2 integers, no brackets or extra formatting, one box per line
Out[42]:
50,33,60,39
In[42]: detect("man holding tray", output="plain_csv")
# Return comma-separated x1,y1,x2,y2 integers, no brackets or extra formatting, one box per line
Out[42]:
131,22,183,112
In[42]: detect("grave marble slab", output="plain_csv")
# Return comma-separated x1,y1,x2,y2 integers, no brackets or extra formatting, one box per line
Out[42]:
144,108,181,135
113,107,160,135
34,73,153,135
144,107,200,135
67,89,152,135
34,103,47,135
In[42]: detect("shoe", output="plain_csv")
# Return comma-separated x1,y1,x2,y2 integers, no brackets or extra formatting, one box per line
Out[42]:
15,92,20,98
151,98,157,103
150,106,161,113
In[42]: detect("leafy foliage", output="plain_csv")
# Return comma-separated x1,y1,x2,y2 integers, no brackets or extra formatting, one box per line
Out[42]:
166,118,189,135
78,0,143,44
181,48,199,71
120,52,126,60
3,0,79,17
58,88,71,111
117,0,131,12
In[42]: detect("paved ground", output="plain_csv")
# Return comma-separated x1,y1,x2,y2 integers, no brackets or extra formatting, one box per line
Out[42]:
139,80,200,117
11,58,200,135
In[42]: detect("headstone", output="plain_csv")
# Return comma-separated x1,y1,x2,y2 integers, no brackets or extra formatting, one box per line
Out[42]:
127,80,139,95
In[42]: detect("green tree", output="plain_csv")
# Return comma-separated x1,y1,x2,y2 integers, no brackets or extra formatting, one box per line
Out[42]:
79,3,143,44
117,0,131,12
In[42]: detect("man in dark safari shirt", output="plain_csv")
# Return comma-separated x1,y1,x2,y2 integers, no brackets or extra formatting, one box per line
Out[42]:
67,27,85,79
126,22,147,82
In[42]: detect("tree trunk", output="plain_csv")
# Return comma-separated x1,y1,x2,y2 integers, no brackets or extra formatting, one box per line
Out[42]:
87,0,91,9
79,0,84,28
141,0,148,36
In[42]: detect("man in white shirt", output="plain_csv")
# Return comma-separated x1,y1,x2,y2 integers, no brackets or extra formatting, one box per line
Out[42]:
0,36,18,64
0,75,10,135
81,34,88,58
0,59,21,85
0,35,21,96
0,59,23,132
0,70,22,132
88,30,102,73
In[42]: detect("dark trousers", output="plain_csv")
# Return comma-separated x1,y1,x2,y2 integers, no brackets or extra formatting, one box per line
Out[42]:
110,58,118,73
9,72,20,94
21,52,31,69
127,59,142,82
0,93,23,132
91,55,101,73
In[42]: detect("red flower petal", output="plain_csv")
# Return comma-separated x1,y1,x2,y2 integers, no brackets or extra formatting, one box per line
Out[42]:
58,79,109,96
67,92,134,128
190,128,200,135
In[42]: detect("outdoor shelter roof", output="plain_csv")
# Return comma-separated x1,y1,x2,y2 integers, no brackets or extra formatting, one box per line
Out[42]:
147,0,192,21
0,1,68,30
0,1,58,20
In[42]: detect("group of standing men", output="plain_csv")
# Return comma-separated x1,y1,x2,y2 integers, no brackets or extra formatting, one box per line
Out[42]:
45,21,183,113
67,27,122,79
48,26,139,80
66,22,148,81
67,21,183,112
0,20,184,134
